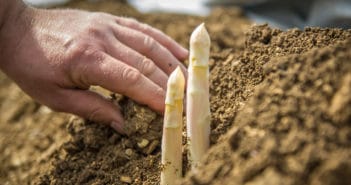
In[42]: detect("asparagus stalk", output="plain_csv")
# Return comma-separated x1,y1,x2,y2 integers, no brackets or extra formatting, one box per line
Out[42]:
187,23,211,169
161,66,185,185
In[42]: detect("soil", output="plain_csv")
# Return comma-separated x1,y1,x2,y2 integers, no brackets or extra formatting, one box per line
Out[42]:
183,30,351,185
0,0,350,185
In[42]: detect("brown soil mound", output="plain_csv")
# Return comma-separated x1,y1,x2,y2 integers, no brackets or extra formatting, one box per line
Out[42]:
0,0,350,185
183,32,351,185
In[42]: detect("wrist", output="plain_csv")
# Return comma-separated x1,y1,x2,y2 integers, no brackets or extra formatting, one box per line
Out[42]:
0,0,31,67
0,0,26,31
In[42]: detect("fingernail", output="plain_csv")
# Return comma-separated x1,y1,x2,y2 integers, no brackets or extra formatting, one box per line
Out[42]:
110,121,125,135
181,46,188,53
180,47,189,57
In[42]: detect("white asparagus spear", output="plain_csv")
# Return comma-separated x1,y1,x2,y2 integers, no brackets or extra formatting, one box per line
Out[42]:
186,23,211,169
161,66,185,185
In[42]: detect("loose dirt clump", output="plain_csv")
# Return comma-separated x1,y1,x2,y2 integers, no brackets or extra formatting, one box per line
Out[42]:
1,0,351,185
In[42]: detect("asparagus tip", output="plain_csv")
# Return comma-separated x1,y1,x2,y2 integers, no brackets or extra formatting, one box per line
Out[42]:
165,66,185,105
190,22,210,47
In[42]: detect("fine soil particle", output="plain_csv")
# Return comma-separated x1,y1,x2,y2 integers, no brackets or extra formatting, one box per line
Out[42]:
1,0,351,185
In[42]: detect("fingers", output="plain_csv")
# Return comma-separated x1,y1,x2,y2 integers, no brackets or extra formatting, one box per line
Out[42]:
112,24,187,76
72,51,165,113
115,17,188,60
57,89,125,134
106,38,168,89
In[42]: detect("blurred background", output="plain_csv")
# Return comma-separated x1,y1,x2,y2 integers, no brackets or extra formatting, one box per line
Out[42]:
24,0,351,29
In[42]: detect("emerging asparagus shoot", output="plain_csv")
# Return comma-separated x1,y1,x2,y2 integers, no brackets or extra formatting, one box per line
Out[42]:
187,23,211,169
161,67,185,185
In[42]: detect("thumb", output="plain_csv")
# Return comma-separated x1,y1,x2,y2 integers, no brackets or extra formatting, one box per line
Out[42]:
58,89,125,134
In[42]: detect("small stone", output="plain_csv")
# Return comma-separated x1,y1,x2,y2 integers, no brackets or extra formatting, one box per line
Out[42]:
137,139,150,148
38,105,52,114
146,140,159,154
125,148,133,156
120,176,132,184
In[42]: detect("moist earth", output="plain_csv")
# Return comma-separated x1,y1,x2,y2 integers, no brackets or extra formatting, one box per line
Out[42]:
0,0,350,185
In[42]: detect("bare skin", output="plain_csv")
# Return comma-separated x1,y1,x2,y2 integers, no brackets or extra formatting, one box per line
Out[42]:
0,0,188,133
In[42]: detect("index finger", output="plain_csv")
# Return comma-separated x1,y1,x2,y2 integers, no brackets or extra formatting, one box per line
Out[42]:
115,17,188,60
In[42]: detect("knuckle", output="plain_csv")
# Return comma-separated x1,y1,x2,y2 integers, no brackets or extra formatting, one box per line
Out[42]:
66,42,104,62
84,47,105,61
115,17,122,24
78,48,104,86
67,44,104,69
140,23,151,32
122,17,153,34
122,67,142,86
84,14,108,38
66,42,89,60
142,36,157,53
65,43,104,87
86,26,101,37
125,17,139,25
139,58,156,76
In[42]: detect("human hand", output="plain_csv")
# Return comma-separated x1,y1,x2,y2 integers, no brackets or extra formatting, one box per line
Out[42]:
0,4,188,133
